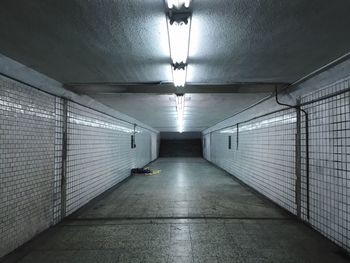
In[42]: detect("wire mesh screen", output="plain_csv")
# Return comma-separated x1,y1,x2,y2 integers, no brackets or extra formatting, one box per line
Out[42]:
0,75,57,257
210,109,297,215
301,77,350,251
65,102,136,215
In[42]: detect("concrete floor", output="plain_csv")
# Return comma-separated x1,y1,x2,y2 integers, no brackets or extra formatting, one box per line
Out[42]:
1,158,348,263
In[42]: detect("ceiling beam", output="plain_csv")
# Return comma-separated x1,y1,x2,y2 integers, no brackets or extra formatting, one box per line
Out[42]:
64,83,287,94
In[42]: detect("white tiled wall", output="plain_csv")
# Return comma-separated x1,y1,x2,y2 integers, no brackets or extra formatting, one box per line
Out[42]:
205,76,350,253
300,77,350,251
0,75,159,257
65,102,155,215
208,110,297,214
134,126,153,169
0,75,56,257
203,133,211,161
151,132,160,162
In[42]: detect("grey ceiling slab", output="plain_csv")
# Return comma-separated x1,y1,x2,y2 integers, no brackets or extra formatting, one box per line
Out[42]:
1,0,350,132
188,0,350,83
0,0,350,85
0,0,171,83
89,93,270,132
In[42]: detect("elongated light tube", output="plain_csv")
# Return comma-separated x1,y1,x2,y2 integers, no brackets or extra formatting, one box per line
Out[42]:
167,18,191,64
176,94,185,133
168,0,190,9
173,67,186,87
166,0,191,87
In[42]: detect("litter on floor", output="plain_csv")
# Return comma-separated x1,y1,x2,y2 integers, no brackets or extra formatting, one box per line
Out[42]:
131,167,161,176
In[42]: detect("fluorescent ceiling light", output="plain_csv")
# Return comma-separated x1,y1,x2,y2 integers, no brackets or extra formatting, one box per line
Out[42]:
172,67,187,87
168,0,190,9
167,18,191,64
165,0,191,87
175,94,185,133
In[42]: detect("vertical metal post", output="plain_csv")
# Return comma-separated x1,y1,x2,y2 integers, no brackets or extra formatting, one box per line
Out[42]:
295,104,302,219
133,124,137,148
303,109,310,220
236,123,239,150
60,99,68,220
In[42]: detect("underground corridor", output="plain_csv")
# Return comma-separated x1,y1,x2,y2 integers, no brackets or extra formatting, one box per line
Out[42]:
2,158,348,263
1,1,350,262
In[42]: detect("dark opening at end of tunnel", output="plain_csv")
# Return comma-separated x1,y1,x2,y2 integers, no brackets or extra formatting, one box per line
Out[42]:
159,132,203,157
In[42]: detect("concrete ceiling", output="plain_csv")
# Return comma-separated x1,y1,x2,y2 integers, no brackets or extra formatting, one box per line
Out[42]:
1,1,350,132
0,0,350,84
89,93,270,132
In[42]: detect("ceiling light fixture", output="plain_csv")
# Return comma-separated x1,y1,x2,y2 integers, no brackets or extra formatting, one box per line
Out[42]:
166,0,192,87
167,16,191,64
166,2,191,133
173,67,186,87
167,0,190,9
172,62,187,87
175,94,185,133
